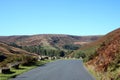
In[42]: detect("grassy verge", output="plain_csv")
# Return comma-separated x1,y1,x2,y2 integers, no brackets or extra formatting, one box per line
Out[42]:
86,65,101,80
86,65,120,80
0,60,52,80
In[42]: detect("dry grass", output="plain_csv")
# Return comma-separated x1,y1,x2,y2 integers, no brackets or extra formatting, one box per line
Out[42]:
86,65,120,80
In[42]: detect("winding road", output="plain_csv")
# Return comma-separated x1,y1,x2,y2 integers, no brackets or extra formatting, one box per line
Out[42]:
13,60,95,80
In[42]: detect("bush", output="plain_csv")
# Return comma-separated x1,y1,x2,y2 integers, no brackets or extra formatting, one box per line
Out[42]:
20,55,37,66
59,51,65,57
75,51,86,59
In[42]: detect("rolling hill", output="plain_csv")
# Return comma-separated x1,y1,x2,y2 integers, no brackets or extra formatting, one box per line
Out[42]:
0,42,32,55
0,34,100,47
0,34,101,54
0,42,37,67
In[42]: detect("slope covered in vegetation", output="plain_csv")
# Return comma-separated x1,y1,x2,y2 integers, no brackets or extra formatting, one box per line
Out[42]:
71,29,120,62
0,42,37,67
87,28,120,80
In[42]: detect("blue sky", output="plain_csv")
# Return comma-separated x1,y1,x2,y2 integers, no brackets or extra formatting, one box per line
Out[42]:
0,0,120,36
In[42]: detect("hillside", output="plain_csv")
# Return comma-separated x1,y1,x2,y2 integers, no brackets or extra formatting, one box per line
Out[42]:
73,28,120,80
89,28,120,71
0,34,100,47
0,42,32,55
0,42,37,67
71,29,120,61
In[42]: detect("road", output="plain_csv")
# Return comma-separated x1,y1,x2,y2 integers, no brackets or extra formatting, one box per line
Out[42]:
13,60,95,80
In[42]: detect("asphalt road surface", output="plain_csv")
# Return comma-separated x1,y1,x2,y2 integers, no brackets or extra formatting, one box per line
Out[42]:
13,60,95,80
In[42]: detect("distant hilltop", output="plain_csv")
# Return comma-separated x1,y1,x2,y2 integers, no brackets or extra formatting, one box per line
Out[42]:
0,34,101,49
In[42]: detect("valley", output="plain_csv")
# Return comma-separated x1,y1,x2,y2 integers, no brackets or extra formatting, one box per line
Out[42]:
0,28,120,80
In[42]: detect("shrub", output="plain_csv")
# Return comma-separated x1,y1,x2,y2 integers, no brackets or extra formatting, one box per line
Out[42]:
20,55,37,66
75,51,86,59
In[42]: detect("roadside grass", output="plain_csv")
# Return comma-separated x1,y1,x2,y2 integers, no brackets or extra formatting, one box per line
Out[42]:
86,65,101,80
0,60,51,80
86,65,120,80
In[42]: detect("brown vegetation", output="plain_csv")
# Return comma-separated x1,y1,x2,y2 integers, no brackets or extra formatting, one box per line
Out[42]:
0,34,101,49
88,28,120,72
80,28,120,80
0,42,37,67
